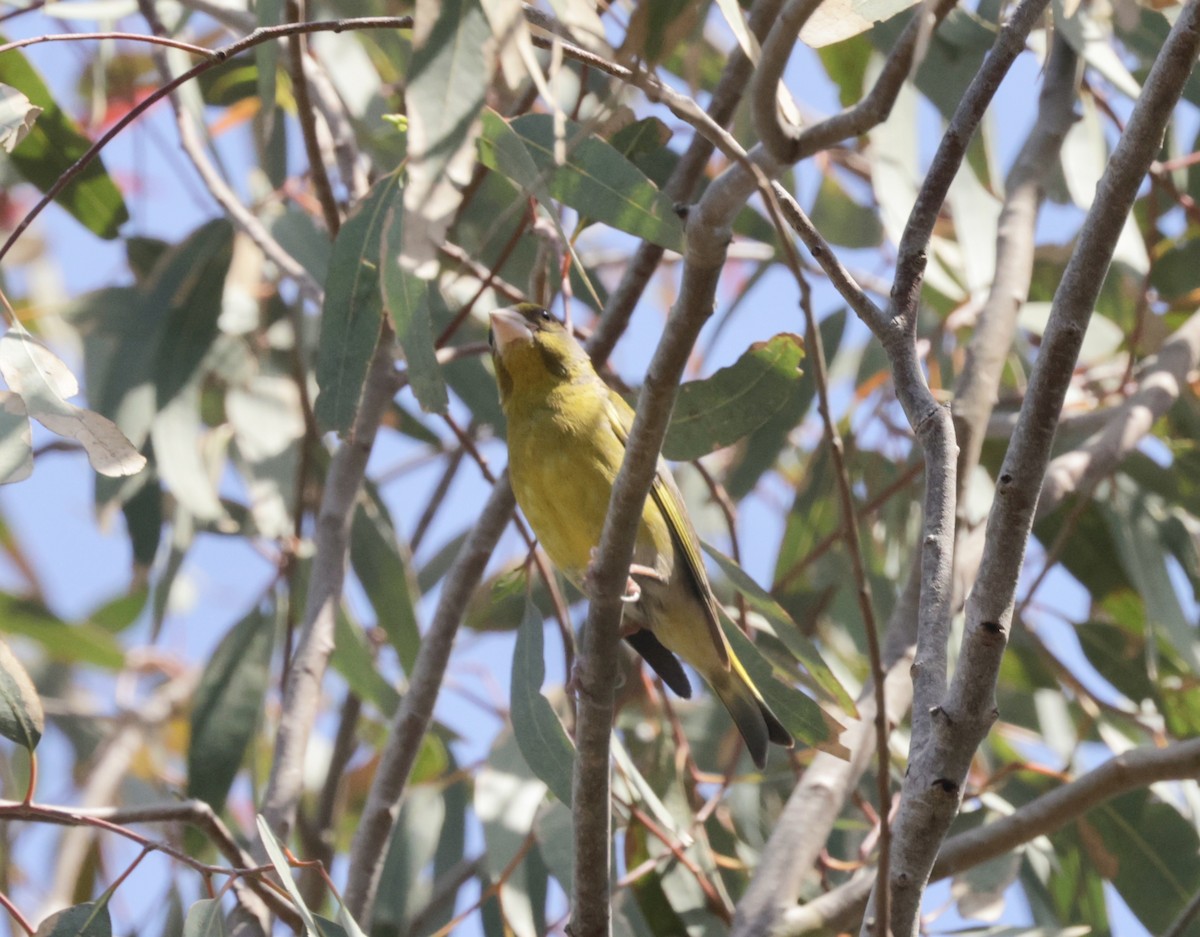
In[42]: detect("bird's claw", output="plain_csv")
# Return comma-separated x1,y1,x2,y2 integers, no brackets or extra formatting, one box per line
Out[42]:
585,549,664,604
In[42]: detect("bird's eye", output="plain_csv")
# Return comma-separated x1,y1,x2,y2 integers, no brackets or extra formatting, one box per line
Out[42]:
540,309,551,322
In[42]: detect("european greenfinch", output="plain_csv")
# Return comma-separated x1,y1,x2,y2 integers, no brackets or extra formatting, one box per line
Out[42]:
489,303,793,768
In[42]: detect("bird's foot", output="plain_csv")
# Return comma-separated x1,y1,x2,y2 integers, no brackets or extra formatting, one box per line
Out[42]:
584,549,665,604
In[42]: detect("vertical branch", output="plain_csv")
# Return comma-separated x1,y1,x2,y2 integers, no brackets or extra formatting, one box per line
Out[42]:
343,477,517,920
260,328,397,843
878,2,1200,933
286,0,342,237
951,34,1079,503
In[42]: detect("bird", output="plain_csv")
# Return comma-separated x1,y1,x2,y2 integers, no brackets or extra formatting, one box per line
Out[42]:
488,303,793,768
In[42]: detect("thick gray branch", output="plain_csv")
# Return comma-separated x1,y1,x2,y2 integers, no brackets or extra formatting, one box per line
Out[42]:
878,3,1200,933
782,737,1200,935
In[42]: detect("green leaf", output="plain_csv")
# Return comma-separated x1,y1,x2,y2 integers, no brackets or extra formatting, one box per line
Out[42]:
0,637,43,752
727,311,844,498
255,0,282,141
1102,482,1200,671
1087,789,1200,935
663,334,805,461
315,176,398,434
704,543,855,715
402,0,491,276
256,815,321,937
121,475,162,571
34,902,112,937
350,484,422,674
0,41,128,237
0,390,32,484
331,605,401,717
371,783,445,934
153,219,234,406
88,588,148,634
809,174,883,249
479,111,685,251
720,613,847,754
0,595,124,669
511,600,574,805
182,899,227,937
380,204,449,414
817,33,872,106
187,607,275,809
607,117,676,188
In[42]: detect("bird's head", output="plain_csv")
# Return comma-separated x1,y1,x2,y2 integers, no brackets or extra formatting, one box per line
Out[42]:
488,304,594,406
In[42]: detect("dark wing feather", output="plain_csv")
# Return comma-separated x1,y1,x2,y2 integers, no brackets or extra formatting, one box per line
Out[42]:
624,629,692,697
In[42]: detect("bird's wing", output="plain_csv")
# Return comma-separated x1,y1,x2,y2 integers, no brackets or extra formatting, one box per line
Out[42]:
604,389,730,669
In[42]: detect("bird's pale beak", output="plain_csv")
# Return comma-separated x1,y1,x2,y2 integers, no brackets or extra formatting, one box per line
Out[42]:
488,308,533,350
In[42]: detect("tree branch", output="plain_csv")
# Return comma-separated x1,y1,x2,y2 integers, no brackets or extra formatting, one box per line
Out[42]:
1038,305,1200,515
259,326,397,844
952,34,1080,504
877,3,1200,933
343,477,516,921
756,0,960,164
782,737,1200,935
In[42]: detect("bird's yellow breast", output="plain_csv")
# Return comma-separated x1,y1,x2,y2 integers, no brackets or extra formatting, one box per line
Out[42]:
504,381,670,585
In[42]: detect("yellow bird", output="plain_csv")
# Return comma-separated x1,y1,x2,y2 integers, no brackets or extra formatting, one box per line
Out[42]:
489,303,793,768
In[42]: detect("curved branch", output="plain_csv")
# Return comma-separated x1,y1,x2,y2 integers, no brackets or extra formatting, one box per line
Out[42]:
752,0,824,163
0,15,412,268
758,0,960,164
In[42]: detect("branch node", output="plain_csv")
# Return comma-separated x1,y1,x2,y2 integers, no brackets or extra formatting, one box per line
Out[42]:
932,777,960,795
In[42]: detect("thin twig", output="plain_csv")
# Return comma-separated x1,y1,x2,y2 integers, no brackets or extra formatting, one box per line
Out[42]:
0,891,34,937
0,15,413,268
286,0,342,237
0,30,212,55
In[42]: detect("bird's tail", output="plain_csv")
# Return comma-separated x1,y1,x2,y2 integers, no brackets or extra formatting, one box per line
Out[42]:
710,655,794,770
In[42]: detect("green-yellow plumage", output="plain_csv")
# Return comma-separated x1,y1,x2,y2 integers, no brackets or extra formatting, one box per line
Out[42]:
489,303,793,768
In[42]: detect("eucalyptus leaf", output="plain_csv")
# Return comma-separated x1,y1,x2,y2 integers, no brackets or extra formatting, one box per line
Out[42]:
479,112,684,251
181,899,226,937
34,902,112,937
188,607,275,809
511,599,574,805
0,637,44,752
0,40,128,237
380,204,449,414
402,0,492,277
663,334,805,461
315,175,398,434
